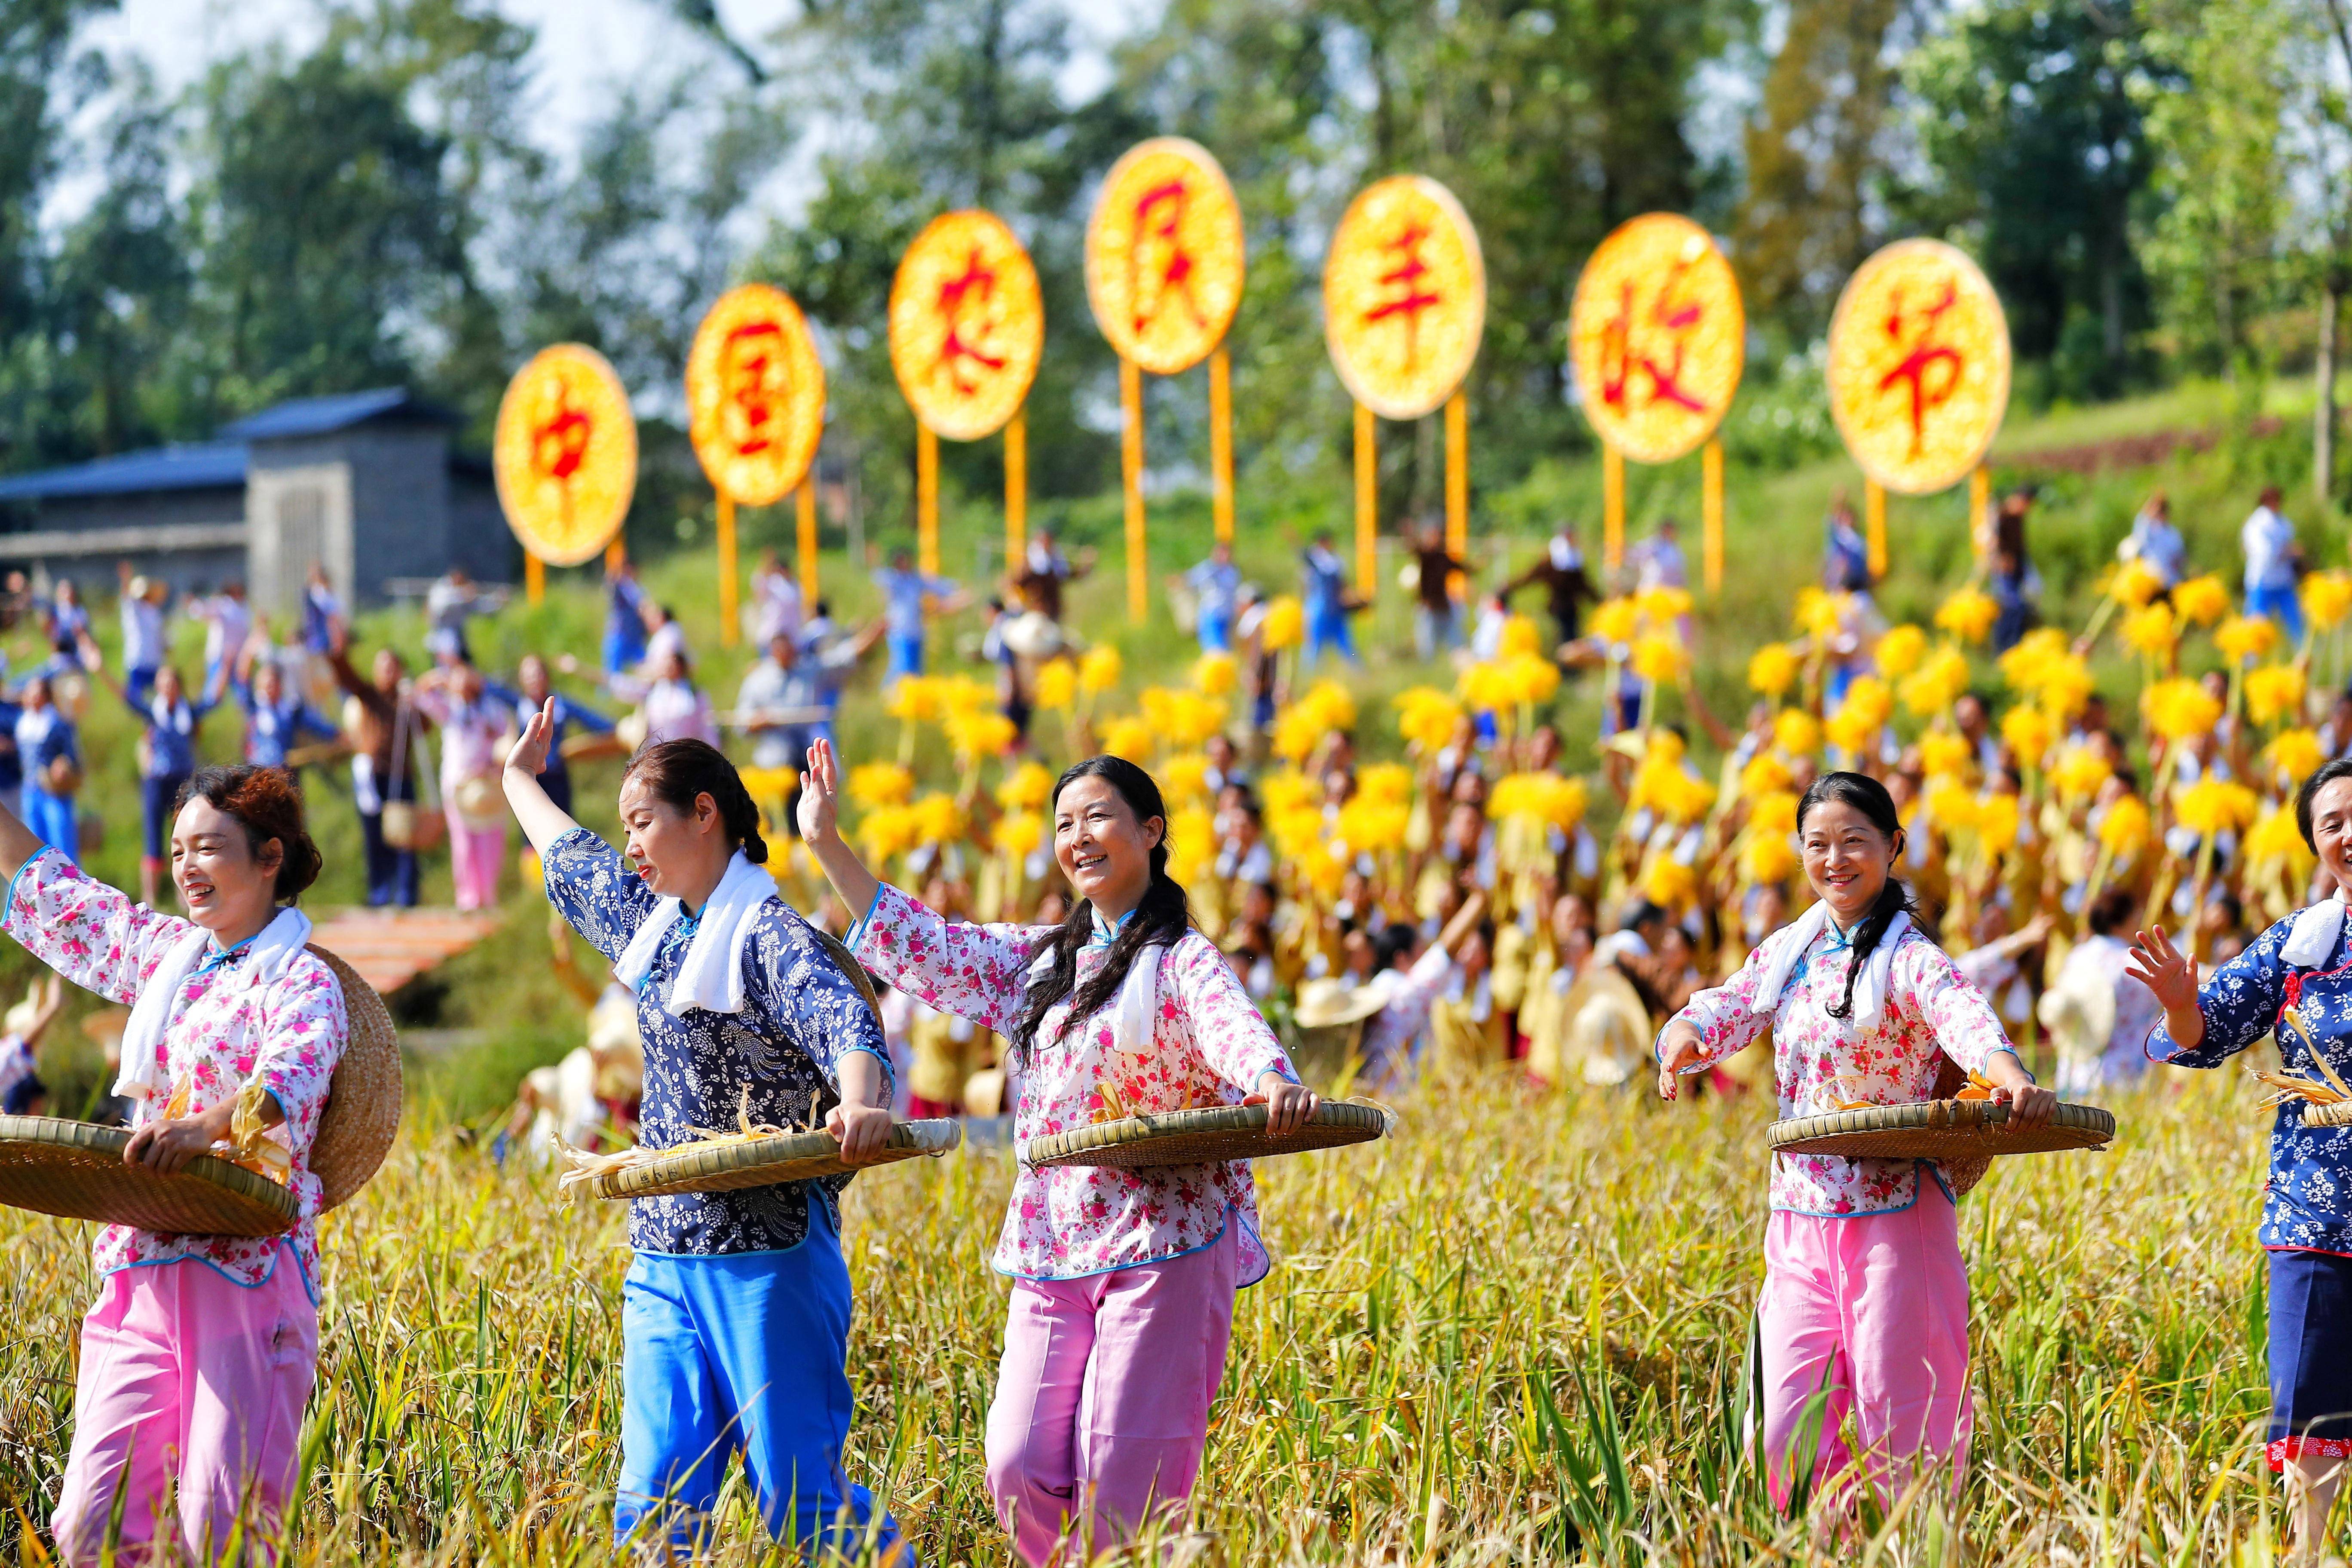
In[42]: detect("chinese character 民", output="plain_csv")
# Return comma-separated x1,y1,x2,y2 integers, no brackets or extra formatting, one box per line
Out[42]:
1364,214,1444,370
1127,178,1207,338
934,247,1008,395
1597,258,1709,418
1876,278,1963,456
719,320,790,458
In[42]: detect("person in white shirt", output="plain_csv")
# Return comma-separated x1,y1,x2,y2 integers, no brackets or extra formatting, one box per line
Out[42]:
2118,490,2186,588
748,549,803,649
2041,888,2160,1093
2243,484,2305,640
189,582,252,698
641,602,689,674
1628,517,1689,592
424,567,505,665
115,564,165,704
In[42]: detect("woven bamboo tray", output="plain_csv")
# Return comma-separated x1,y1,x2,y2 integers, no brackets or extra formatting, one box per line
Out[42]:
1769,1099,2116,1161
591,1119,963,1200
1023,1101,1394,1171
0,1115,300,1235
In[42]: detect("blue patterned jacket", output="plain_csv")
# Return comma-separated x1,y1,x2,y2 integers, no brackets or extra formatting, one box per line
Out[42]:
543,828,891,1255
2156,910,2352,1253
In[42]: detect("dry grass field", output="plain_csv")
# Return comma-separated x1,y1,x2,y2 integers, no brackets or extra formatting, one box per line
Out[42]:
0,1066,2314,1566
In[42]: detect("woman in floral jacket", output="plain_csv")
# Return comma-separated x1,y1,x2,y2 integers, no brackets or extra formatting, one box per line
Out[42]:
799,741,1314,1566
1657,771,2052,1510
0,764,347,1565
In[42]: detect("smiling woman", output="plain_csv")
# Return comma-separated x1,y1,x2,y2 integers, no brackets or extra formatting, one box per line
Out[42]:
0,761,349,1562
499,705,908,1560
798,739,1313,1566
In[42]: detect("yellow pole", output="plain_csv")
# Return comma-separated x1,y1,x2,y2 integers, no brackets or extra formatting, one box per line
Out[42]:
526,552,545,606
1445,389,1468,601
1969,463,1992,567
1865,478,1888,580
1702,438,1724,597
917,424,940,578
1210,348,1234,546
1354,401,1377,599
605,537,625,573
796,477,818,598
1005,404,1028,571
1602,444,1625,574
716,493,738,646
1121,355,1146,625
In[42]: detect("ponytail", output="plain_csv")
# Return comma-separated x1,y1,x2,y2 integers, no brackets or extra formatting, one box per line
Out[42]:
1009,756,1191,1061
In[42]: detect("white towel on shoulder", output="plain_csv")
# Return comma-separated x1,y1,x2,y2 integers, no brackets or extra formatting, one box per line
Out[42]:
2283,888,2349,969
1750,901,1911,1033
1026,934,1167,1054
116,905,315,1102
615,851,775,1017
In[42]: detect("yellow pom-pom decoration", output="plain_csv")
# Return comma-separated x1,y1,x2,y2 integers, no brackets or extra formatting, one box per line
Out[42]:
1773,708,1822,757
1034,659,1077,712
995,760,1053,812
1794,587,1847,641
1898,645,1972,720
2050,745,2112,802
1099,716,1154,761
2096,795,2151,856
1392,687,1464,752
1873,625,1928,679
1739,831,1799,885
1919,732,1971,779
1357,763,1415,806
2111,557,2166,608
2170,575,2230,626
1748,642,1801,699
1636,586,1694,627
1749,791,1799,838
2247,805,2316,869
1641,858,1698,910
1999,705,2053,767
2119,602,2176,658
1589,597,1641,644
848,762,916,808
1973,792,2021,855
1259,596,1305,652
2174,778,2260,836
1498,614,1544,658
884,674,944,723
1740,751,1795,796
1191,652,1237,696
1629,635,1687,685
995,811,1045,858
2145,677,2224,742
2215,615,2279,665
2246,664,2309,729
1080,645,1125,695
946,710,1017,761
2266,728,2327,783
1159,751,1210,805
1934,587,2000,645
2305,570,2352,634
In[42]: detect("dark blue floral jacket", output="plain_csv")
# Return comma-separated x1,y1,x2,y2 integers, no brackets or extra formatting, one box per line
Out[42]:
543,828,891,1255
2157,910,2352,1253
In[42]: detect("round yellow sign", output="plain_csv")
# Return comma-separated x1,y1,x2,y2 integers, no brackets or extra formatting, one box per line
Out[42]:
1826,239,2011,495
685,285,825,507
1323,175,1485,421
1084,137,1244,376
493,344,636,567
889,211,1044,441
1568,213,1743,464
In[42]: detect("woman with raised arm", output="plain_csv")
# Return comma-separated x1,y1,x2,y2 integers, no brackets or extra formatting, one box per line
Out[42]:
1655,771,2052,1513
2130,756,2352,1559
500,701,909,1563
0,764,347,1565
799,736,1314,1566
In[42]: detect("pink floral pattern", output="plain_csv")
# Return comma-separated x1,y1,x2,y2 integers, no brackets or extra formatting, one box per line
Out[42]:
4,849,349,1294
853,885,1294,1281
1668,920,2016,1216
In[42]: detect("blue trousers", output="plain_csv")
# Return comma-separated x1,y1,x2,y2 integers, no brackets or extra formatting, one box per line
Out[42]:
617,1195,909,1562
2251,582,2306,645
142,771,189,860
1305,611,1357,668
23,781,75,863
886,633,925,680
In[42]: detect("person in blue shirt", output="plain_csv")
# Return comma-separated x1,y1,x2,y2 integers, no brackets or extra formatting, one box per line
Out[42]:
1183,542,1242,654
13,674,78,864
1822,493,1873,594
870,548,965,680
299,564,343,656
605,557,650,676
96,656,217,907
236,658,341,773
1301,531,1360,668
484,652,614,817
2132,755,2352,1549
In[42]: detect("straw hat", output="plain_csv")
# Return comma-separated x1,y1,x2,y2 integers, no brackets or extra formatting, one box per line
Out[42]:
305,945,403,1210
1563,964,1653,1087
453,774,505,832
2036,964,2117,1072
1293,977,1388,1030
809,925,882,1025
1002,611,1067,661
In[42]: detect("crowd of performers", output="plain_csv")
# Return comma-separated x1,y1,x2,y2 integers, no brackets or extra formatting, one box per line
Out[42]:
24,480,2352,1564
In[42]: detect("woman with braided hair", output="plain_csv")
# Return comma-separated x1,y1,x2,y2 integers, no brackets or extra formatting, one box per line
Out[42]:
501,717,910,1562
1654,770,2053,1509
798,739,1313,1566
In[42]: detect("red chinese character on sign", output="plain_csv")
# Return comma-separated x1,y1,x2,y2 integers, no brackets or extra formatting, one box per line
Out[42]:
719,320,790,457
934,247,1008,395
1597,259,1709,417
1127,179,1207,337
1877,279,1963,456
530,381,591,485
1364,214,1444,370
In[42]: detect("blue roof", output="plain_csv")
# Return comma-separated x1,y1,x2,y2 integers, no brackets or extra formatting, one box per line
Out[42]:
0,442,248,502
217,387,451,440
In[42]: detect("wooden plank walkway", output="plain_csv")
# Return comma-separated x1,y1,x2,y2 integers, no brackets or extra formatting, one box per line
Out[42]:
308,908,505,996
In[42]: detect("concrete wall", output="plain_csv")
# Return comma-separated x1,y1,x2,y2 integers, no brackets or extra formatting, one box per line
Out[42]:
246,460,353,616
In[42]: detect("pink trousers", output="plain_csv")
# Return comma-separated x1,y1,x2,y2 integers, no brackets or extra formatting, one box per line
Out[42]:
53,1253,319,1566
444,804,504,911
985,1225,1240,1567
1758,1195,1972,1509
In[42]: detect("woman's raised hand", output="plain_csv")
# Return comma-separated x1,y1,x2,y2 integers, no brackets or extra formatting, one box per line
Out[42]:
798,737,842,845
2125,925,2199,1014
503,697,557,778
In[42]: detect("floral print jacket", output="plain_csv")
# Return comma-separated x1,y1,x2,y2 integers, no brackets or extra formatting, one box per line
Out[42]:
1665,919,2018,1217
4,849,348,1295
852,884,1295,1283
543,829,891,1255
2153,910,2352,1253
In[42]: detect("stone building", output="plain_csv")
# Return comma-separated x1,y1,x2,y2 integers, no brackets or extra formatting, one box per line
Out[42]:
0,388,513,612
